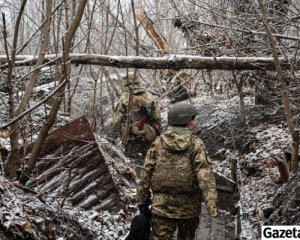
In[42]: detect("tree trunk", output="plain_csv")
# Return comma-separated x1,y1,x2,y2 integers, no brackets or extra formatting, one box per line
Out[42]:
3,0,27,179
233,72,246,125
7,0,53,179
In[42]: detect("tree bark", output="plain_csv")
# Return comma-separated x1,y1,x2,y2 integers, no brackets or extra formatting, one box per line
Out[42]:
233,72,246,125
135,10,169,55
122,0,140,147
6,0,53,179
135,10,192,101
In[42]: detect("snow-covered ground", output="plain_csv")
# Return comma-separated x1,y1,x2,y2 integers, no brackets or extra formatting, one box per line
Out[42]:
0,86,296,239
189,94,292,239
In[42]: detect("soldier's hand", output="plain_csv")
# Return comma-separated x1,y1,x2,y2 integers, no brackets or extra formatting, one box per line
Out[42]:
207,203,218,218
209,209,218,218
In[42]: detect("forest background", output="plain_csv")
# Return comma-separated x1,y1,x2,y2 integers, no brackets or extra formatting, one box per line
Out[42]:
0,0,300,239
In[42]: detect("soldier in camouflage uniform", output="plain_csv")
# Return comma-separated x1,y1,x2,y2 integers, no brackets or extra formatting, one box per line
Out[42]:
137,102,218,240
112,71,162,160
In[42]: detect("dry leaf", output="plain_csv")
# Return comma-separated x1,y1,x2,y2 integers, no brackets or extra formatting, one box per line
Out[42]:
0,128,9,139
18,220,32,233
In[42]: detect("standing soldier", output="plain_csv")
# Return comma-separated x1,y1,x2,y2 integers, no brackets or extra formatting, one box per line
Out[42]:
137,102,218,240
112,71,162,160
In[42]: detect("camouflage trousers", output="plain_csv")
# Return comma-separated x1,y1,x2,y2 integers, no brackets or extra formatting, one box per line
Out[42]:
124,138,152,174
152,214,199,240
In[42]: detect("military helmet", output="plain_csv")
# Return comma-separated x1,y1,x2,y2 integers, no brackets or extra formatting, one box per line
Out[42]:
123,71,140,88
168,102,198,126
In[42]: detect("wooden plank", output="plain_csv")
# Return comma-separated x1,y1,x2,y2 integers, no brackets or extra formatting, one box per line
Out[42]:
197,206,212,240
214,171,236,193
226,214,237,240
197,205,227,240
197,216,212,240
211,217,225,239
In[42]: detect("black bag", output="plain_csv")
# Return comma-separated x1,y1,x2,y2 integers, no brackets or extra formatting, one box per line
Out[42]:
125,213,151,240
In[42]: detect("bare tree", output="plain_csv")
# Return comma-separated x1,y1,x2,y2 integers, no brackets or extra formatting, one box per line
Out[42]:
2,0,28,179
19,0,88,185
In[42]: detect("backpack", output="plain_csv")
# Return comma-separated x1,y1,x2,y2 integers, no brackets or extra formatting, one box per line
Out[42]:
150,137,198,194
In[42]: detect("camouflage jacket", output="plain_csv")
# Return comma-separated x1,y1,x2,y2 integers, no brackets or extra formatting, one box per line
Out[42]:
137,126,217,219
112,87,161,139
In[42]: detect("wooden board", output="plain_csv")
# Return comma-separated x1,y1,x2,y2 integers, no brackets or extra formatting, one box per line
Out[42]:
197,206,228,240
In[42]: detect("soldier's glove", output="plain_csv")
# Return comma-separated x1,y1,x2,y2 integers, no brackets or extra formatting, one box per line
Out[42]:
210,209,218,218
207,201,218,218
139,203,151,219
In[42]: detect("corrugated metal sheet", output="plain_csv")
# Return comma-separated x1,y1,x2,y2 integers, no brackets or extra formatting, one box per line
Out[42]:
26,116,122,213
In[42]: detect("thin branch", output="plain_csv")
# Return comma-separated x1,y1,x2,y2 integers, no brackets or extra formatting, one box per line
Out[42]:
0,78,68,130
16,0,66,54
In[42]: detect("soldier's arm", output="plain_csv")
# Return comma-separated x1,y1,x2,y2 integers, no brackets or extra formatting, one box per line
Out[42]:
193,138,218,217
136,146,156,204
111,96,126,130
151,100,162,129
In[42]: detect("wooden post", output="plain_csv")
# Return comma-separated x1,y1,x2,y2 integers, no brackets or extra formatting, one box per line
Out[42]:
236,206,242,236
231,158,237,183
272,156,289,183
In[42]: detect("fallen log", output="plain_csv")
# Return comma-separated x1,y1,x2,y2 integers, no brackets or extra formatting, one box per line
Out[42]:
0,54,298,70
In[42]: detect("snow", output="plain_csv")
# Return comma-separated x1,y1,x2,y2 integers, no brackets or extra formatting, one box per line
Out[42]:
0,137,10,150
236,124,292,239
1,73,298,239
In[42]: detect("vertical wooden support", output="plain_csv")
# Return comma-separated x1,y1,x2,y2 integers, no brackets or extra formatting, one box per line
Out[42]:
231,158,237,183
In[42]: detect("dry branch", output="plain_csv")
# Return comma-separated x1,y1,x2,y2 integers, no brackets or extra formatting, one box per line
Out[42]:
135,10,169,55
135,10,192,101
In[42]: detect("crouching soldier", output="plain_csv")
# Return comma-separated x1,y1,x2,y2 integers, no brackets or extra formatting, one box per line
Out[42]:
111,71,162,161
137,102,218,240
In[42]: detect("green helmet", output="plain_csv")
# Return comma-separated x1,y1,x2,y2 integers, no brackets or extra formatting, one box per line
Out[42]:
168,102,198,126
123,71,140,88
